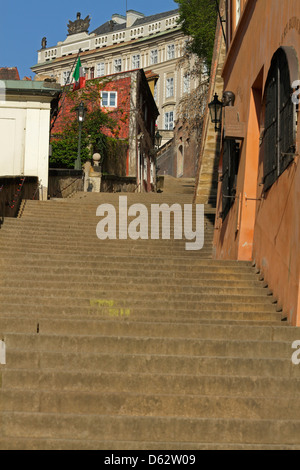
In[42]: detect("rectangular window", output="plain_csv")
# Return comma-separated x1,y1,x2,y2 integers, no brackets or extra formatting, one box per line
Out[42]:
101,91,117,108
166,77,174,98
150,49,158,65
167,44,175,60
96,62,105,77
114,58,122,73
132,54,140,69
164,111,174,130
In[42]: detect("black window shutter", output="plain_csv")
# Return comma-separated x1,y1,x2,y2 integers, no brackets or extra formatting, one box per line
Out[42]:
222,140,231,219
222,139,239,220
263,48,296,191
279,50,295,173
263,65,278,191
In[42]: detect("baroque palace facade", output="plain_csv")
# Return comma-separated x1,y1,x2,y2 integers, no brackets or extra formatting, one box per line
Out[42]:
31,8,198,145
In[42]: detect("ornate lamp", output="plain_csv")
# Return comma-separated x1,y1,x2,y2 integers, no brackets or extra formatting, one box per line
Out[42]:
208,93,223,132
154,130,162,149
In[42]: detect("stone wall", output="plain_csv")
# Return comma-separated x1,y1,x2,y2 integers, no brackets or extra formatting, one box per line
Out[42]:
0,176,39,218
100,175,137,192
48,169,83,198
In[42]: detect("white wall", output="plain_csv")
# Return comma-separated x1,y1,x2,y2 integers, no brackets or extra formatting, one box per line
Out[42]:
0,97,51,200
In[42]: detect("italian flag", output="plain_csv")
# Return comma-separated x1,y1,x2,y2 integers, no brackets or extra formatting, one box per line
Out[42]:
73,57,86,91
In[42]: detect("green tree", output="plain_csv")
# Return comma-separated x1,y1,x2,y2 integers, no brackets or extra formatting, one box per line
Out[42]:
175,0,219,72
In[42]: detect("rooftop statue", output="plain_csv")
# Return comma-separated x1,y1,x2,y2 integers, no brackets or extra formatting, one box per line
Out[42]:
67,12,90,35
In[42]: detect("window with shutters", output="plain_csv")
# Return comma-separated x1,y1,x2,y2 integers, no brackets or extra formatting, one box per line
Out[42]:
221,139,240,220
262,48,296,191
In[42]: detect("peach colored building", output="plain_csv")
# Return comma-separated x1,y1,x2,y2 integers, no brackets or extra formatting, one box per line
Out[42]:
212,0,300,325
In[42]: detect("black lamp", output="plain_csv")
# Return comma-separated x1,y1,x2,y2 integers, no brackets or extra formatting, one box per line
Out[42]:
76,101,87,123
208,93,223,132
155,130,162,149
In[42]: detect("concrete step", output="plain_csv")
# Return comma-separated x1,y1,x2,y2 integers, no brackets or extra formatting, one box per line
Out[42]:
0,268,263,282
0,303,281,322
2,389,300,420
0,285,274,299
3,370,299,396
0,255,253,268
0,293,277,310
0,275,265,289
2,350,297,377
1,412,300,445
0,437,298,450
0,437,297,450
0,317,292,340
2,332,295,359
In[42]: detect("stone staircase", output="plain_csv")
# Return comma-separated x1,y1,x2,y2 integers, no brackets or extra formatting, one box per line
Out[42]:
1,179,300,450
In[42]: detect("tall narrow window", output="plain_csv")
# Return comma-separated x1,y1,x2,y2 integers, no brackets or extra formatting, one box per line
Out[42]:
164,111,174,130
262,48,296,191
114,58,122,73
150,49,158,65
166,77,174,98
132,54,140,69
96,62,105,77
167,44,175,60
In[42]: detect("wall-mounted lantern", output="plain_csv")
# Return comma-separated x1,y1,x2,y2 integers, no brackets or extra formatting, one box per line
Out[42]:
208,93,223,132
154,130,162,149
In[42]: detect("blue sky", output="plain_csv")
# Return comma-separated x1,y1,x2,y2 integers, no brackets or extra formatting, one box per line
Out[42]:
0,0,178,79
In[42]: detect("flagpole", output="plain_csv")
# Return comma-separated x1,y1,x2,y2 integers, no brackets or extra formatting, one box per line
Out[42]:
50,48,82,131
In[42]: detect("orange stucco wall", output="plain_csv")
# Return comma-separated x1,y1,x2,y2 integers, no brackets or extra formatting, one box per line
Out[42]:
213,0,300,324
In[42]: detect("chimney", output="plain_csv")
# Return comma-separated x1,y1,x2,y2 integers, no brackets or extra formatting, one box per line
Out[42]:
126,10,145,28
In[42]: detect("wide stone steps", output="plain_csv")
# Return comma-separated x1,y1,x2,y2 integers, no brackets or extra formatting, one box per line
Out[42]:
1,187,299,449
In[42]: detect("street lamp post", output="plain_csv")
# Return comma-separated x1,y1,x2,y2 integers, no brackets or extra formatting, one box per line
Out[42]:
74,101,87,170
154,129,162,182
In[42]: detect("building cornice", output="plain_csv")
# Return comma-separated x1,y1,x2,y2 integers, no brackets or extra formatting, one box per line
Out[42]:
32,27,184,73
